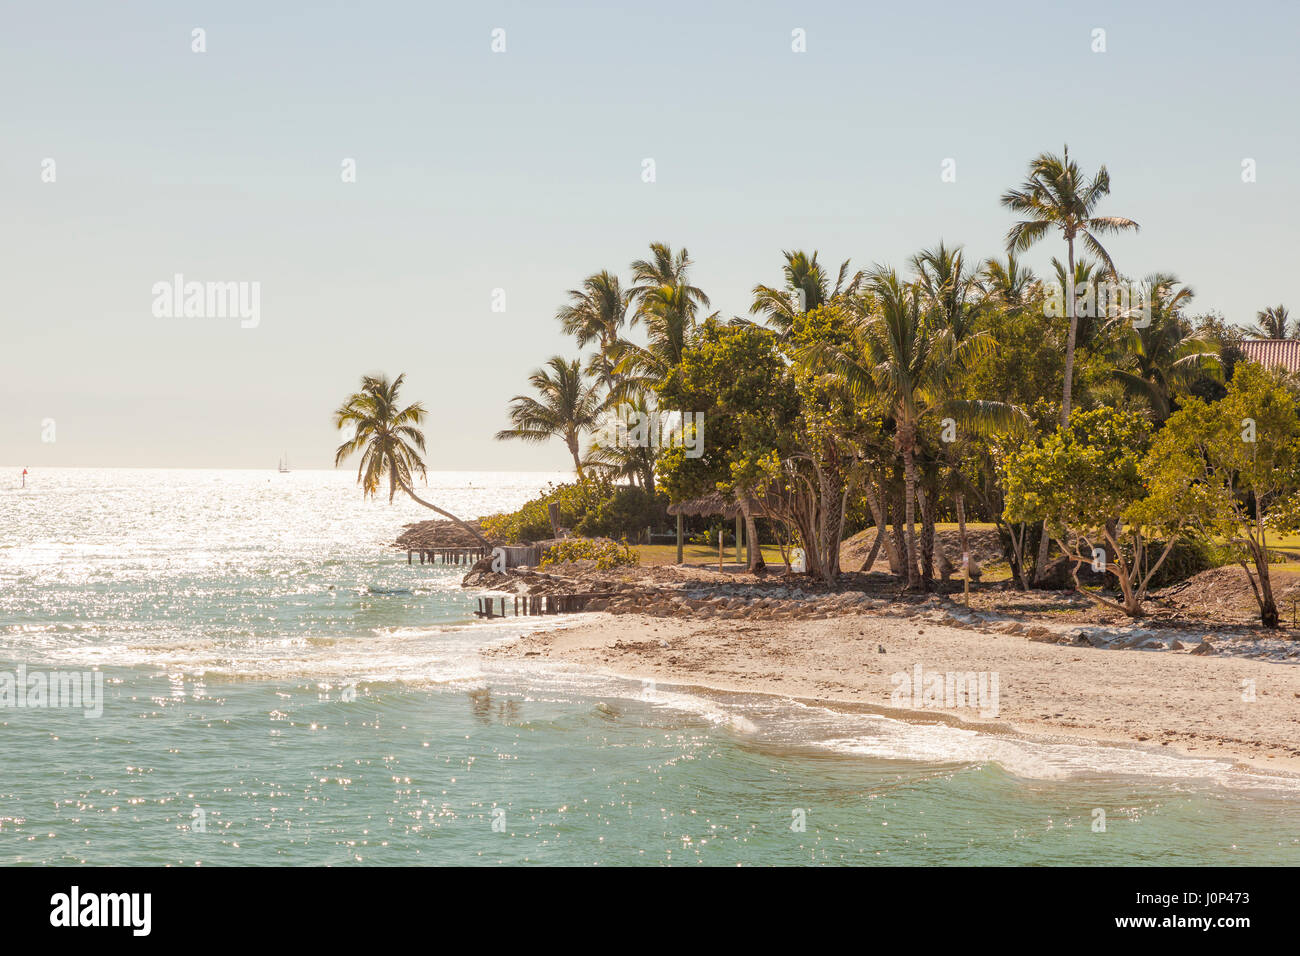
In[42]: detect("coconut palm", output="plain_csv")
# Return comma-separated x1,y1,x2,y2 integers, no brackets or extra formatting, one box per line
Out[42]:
555,271,630,387
607,282,703,400
912,241,979,341
803,269,1024,589
979,253,1036,312
629,242,710,323
333,373,491,547
1001,146,1139,424
750,250,854,333
1048,256,1104,350
582,394,659,492
496,356,605,477
1106,274,1222,423
1251,304,1292,339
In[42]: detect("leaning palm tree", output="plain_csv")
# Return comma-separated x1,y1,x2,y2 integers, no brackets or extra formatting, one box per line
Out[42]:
803,269,1025,589
1106,274,1222,423
750,250,853,334
555,270,629,388
495,356,605,477
1001,146,1139,424
334,373,491,548
1251,304,1292,339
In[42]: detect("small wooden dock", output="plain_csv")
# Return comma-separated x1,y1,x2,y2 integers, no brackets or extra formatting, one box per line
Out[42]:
473,594,596,618
407,547,491,565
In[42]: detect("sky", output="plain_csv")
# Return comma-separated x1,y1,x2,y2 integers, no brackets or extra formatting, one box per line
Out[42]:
3,0,1298,472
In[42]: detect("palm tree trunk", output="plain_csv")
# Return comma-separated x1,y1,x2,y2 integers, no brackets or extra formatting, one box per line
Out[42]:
567,435,584,478
1062,235,1077,424
890,477,907,582
861,478,903,572
902,440,920,590
1036,236,1079,588
918,485,935,588
399,479,494,550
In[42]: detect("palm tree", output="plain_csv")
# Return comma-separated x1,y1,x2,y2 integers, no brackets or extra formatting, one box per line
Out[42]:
803,269,1023,589
1048,256,1102,350
1251,304,1292,339
629,242,710,323
1107,274,1222,422
1001,146,1139,424
607,282,703,400
555,270,629,387
496,356,604,476
979,253,1036,312
912,241,979,341
582,393,658,492
333,373,491,548
750,250,853,333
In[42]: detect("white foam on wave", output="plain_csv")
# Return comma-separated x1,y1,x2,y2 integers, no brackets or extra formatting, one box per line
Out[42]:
485,657,1300,790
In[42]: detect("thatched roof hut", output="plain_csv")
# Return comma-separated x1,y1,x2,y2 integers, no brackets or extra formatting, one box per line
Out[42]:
395,519,498,550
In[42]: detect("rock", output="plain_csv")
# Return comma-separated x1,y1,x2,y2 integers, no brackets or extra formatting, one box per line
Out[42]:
1190,640,1216,655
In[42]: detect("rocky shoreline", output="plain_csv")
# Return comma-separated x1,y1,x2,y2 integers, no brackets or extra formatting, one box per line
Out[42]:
464,560,1300,664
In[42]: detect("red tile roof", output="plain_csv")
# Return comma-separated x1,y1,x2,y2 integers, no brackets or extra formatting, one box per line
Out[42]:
1241,339,1300,373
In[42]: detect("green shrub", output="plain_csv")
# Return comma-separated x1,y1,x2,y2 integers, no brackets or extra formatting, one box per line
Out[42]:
1143,537,1234,590
574,485,667,539
481,477,667,543
540,539,639,570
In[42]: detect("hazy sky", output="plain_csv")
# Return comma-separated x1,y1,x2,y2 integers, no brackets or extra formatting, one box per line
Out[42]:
4,0,1298,472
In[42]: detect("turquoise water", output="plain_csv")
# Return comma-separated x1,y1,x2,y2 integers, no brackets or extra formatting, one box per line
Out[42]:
3,468,1299,865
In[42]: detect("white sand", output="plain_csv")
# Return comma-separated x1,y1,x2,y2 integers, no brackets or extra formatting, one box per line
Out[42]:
486,610,1300,775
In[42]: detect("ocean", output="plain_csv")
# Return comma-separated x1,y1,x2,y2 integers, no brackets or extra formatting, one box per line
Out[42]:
2,467,1298,865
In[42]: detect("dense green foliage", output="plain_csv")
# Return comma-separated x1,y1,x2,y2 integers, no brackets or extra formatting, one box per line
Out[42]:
540,539,639,570
482,477,667,543
465,146,1298,620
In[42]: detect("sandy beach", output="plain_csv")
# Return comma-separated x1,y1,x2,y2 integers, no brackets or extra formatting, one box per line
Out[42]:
486,605,1300,776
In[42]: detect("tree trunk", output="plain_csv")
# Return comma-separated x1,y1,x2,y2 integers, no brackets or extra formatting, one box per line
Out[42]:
862,478,903,572
918,486,935,588
860,532,883,572
955,492,969,558
816,469,844,583
1256,553,1279,628
568,435,584,479
400,479,493,550
890,480,908,582
902,441,921,590
744,509,763,572
1062,235,1077,424
1032,525,1051,585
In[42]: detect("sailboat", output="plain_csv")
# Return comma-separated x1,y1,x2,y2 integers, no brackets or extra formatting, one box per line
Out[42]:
278,454,290,473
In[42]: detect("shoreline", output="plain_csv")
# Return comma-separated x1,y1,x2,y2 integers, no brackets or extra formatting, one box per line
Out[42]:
484,608,1300,778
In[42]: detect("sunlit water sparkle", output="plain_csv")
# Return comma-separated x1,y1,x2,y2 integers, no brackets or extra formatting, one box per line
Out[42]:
2,467,1298,865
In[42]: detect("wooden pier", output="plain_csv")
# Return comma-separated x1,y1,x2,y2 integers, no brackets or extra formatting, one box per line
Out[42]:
407,547,491,566
473,593,596,618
